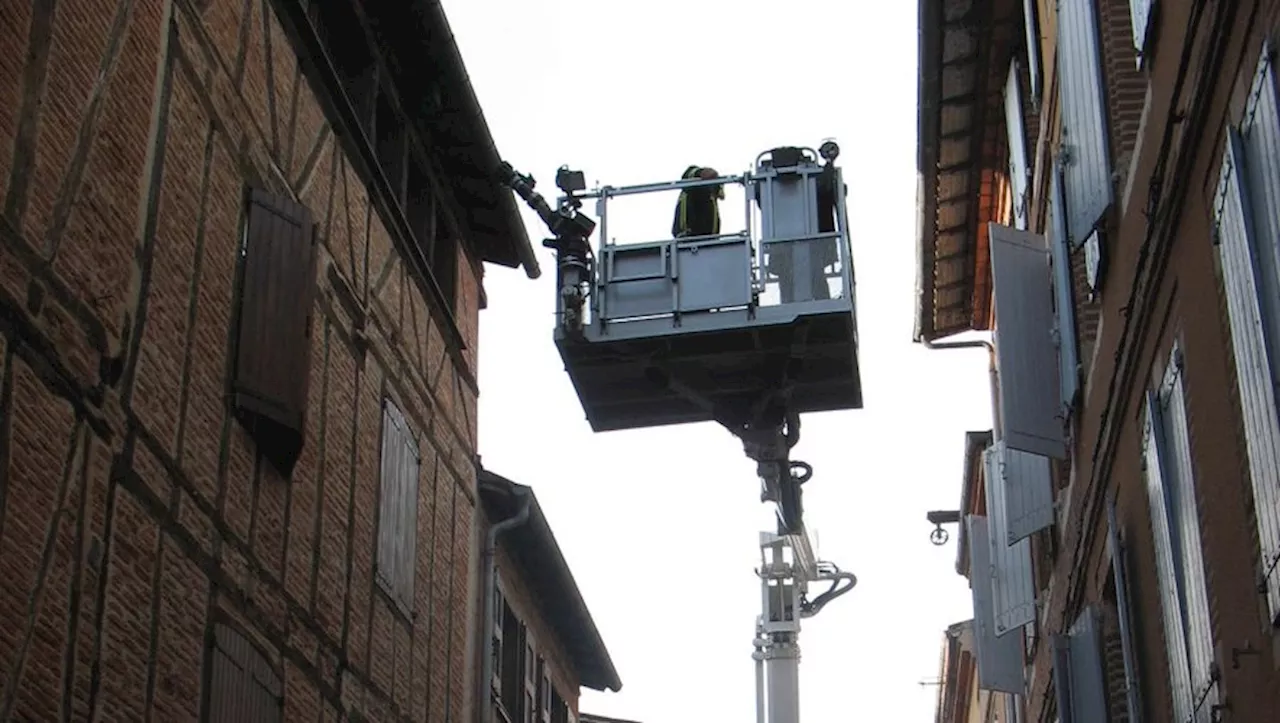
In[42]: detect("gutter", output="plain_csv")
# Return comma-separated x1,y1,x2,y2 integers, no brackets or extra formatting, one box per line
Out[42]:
480,485,533,723
423,0,542,280
920,338,999,576
915,0,942,343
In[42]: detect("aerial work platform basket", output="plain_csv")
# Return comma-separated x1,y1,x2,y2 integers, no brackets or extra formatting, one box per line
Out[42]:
547,144,863,433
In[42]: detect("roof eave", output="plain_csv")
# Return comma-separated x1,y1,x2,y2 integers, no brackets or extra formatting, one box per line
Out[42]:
479,471,622,693
916,0,1013,344
916,0,944,344
419,0,541,279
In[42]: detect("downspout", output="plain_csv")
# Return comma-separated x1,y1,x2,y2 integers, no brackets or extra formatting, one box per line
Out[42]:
480,486,533,723
920,338,1001,439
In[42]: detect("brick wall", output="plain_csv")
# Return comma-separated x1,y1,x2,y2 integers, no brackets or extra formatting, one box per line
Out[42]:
1024,1,1280,722
0,0,486,720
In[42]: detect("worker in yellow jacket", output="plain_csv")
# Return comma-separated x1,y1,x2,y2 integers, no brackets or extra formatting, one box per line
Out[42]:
672,165,724,238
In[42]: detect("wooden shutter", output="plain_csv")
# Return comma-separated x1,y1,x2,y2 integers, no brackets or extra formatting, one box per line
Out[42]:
1129,0,1155,64
1005,59,1031,230
501,606,522,715
1056,0,1113,247
990,223,1068,459
1157,350,1219,720
984,444,1039,636
1143,387,1196,722
1049,161,1081,412
1065,607,1109,723
967,514,1027,694
207,624,283,723
523,632,537,723
1224,46,1280,624
493,584,505,696
1106,500,1144,723
376,399,420,611
233,188,318,472
538,658,551,723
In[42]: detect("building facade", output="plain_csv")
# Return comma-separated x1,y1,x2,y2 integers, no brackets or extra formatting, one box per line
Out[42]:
918,0,1280,721
0,0,555,721
477,471,622,723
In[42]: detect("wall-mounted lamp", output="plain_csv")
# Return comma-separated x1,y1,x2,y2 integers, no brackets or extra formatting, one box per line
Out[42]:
926,510,961,546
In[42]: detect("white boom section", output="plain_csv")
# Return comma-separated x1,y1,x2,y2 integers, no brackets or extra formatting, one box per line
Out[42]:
753,526,856,723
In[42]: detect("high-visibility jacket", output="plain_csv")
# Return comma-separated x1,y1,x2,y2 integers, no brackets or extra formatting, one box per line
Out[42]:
672,166,721,238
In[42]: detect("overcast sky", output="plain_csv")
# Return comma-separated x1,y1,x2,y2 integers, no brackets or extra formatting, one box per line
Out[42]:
445,2,997,720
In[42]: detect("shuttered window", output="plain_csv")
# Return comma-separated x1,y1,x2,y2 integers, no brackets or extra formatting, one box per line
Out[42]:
492,584,506,695
538,657,551,723
207,624,283,723
966,514,1027,694
1143,350,1217,722
1106,499,1144,723
983,444,1039,636
1216,45,1280,625
232,189,319,476
989,223,1068,459
1021,0,1041,105
1129,0,1155,65
1049,163,1081,412
1056,0,1113,247
551,690,569,723
523,633,537,723
1006,59,1031,230
376,399,420,612
1051,607,1109,723
500,602,522,717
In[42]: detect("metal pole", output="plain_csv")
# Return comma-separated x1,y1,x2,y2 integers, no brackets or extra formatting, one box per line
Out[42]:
765,635,801,723
754,623,767,723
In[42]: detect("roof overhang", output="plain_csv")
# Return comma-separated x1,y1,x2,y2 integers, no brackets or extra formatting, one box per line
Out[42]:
955,429,993,577
915,0,1021,342
479,470,622,693
361,1,541,279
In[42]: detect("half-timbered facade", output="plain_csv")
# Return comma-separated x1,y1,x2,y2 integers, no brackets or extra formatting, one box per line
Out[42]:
0,0,540,720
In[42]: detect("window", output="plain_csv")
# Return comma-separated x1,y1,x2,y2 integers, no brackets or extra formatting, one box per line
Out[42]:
375,399,420,612
1213,45,1280,625
206,623,283,723
551,690,569,723
1143,345,1216,722
523,634,537,723
302,6,459,314
500,603,522,718
231,189,319,477
492,586,506,696
492,597,549,723
538,658,551,723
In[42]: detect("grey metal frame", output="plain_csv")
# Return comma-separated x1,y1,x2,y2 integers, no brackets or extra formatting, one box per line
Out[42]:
554,152,857,342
